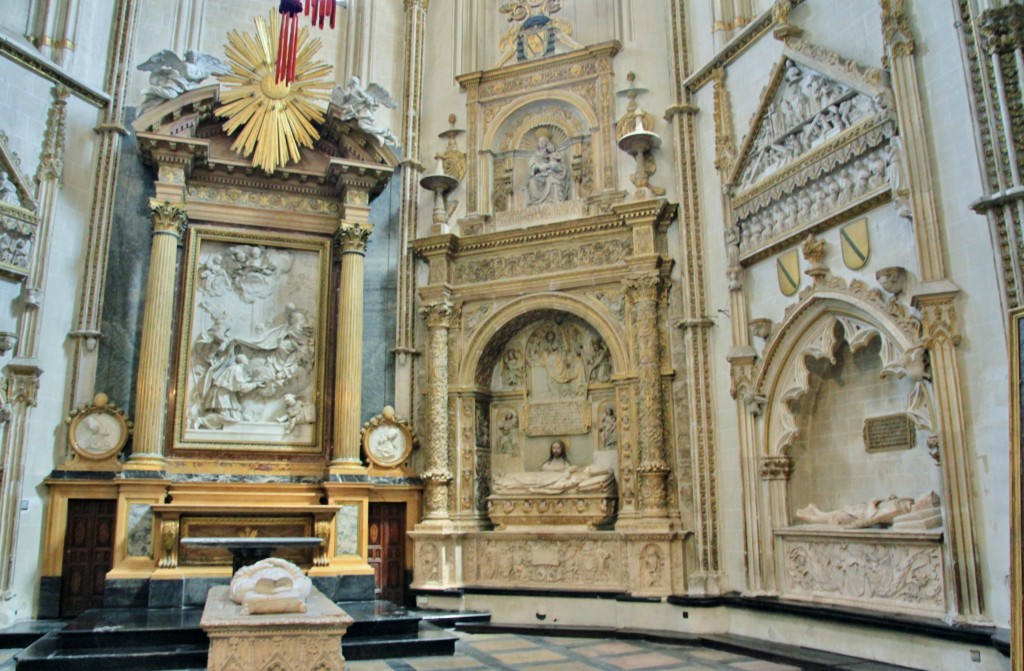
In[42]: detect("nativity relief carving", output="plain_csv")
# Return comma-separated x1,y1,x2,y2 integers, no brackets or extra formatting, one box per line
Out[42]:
176,234,327,451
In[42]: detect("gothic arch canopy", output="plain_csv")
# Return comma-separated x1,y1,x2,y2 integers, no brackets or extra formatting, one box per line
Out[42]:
458,292,627,389
754,285,930,458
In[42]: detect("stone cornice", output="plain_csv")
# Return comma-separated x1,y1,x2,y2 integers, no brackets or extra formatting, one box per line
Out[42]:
0,29,109,108
456,41,621,97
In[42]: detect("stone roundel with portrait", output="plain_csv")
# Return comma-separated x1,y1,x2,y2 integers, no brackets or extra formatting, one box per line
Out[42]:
361,405,415,468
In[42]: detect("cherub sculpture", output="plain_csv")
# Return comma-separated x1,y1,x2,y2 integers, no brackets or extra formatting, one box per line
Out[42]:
137,49,230,110
330,76,399,148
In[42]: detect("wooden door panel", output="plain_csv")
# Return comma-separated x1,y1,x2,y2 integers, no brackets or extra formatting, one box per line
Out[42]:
60,499,116,617
368,502,406,605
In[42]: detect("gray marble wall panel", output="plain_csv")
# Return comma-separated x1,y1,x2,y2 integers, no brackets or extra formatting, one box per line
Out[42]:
96,108,155,415
361,164,401,423
126,503,153,558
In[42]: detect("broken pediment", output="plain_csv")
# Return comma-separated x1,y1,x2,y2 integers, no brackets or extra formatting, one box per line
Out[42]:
727,42,899,262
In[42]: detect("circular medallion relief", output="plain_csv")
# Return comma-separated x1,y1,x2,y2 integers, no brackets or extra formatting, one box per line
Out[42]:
362,406,413,468
69,395,130,461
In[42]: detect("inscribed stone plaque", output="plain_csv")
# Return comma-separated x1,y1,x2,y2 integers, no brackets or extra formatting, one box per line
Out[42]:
863,413,916,452
524,400,590,436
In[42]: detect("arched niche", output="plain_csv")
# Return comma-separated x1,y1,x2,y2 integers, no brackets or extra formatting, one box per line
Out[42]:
458,295,626,517
487,96,596,220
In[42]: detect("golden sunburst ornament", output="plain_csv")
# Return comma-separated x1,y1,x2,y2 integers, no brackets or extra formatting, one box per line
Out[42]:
216,11,333,174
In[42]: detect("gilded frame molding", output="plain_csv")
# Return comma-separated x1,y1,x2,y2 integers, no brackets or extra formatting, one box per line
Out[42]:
172,225,331,456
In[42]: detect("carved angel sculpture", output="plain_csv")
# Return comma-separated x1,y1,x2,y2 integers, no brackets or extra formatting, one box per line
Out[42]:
137,49,230,110
330,76,399,147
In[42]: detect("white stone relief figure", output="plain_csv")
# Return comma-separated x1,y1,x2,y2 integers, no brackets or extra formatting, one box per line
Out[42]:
330,76,399,147
598,406,617,450
229,557,312,615
523,321,608,398
492,439,615,495
137,49,230,111
0,172,20,206
196,354,266,428
525,128,572,206
276,393,314,434
500,348,524,387
496,409,520,455
796,491,941,529
370,425,405,461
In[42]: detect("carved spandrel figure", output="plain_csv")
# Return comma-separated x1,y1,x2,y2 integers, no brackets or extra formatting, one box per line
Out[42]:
598,406,617,450
497,409,520,455
526,129,572,206
491,439,615,495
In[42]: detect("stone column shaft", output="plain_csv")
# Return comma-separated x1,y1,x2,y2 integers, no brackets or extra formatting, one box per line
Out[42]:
420,301,454,523
129,201,186,469
331,223,371,471
626,274,669,516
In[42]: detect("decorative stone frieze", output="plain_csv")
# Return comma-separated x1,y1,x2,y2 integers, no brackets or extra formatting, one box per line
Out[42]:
778,529,945,615
759,456,794,481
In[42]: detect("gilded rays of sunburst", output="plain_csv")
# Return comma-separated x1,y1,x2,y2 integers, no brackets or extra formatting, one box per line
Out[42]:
216,11,333,174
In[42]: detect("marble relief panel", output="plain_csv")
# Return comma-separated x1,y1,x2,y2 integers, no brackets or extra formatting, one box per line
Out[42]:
173,228,330,453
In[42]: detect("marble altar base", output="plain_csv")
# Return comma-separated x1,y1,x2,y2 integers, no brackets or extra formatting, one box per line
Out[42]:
486,493,617,530
201,585,354,671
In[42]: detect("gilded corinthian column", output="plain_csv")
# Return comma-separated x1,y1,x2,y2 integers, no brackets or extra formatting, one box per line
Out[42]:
419,301,454,524
625,274,670,516
331,223,372,473
128,200,187,470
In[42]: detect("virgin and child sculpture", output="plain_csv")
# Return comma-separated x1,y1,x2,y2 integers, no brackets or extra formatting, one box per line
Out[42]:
491,439,615,496
525,129,572,207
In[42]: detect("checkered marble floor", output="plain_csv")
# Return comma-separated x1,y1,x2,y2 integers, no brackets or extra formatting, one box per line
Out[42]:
347,633,800,671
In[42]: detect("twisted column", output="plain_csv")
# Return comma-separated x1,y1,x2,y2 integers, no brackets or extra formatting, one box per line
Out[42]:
419,301,454,522
128,201,186,470
330,223,371,471
625,274,670,516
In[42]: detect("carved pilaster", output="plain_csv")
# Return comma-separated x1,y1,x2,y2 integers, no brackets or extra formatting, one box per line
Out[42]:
419,301,454,524
913,289,983,619
394,0,430,418
331,222,372,472
880,0,945,284
0,360,41,596
129,201,187,471
624,274,669,516
158,518,179,569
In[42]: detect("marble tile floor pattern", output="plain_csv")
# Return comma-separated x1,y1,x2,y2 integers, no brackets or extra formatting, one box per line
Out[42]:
342,633,803,671
151,633,807,671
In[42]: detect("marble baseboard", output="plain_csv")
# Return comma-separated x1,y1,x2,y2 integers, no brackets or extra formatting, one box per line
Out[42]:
312,574,375,602
36,577,61,619
103,579,149,608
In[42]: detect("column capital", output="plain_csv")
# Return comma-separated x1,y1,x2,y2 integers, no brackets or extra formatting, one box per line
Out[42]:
404,0,429,12
880,0,915,58
623,273,662,302
4,358,42,407
759,455,794,481
148,200,187,237
978,4,1024,55
334,223,372,254
420,301,456,329
914,291,961,348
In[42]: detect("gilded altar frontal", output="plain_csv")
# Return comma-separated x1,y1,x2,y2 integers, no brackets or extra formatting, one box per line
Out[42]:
0,1,1020,670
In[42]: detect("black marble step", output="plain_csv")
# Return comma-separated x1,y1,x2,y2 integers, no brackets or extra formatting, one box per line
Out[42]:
341,621,459,661
0,621,62,649
15,633,207,671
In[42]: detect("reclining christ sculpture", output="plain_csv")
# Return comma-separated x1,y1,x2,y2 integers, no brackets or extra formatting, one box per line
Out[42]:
491,439,615,496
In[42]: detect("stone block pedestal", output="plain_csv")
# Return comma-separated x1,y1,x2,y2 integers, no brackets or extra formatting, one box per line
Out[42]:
201,585,354,671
